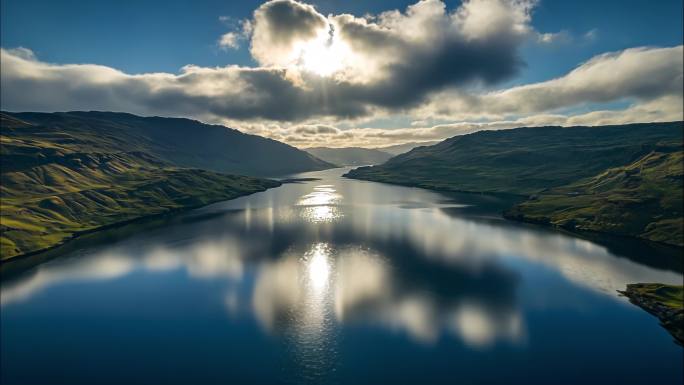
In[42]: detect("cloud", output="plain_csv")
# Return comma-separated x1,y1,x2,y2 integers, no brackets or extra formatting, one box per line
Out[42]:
250,0,328,66
426,45,683,118
537,30,572,44
584,28,598,41
3,42,681,147
293,124,340,135
217,18,252,50
239,91,682,148
218,32,240,49
0,1,681,149
0,0,539,121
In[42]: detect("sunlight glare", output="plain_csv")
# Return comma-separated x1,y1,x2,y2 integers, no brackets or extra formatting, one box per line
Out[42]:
307,244,331,291
302,43,342,76
297,185,343,223
298,29,349,77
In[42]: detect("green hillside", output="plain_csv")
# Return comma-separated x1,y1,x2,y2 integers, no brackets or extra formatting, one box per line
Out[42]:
4,111,334,176
345,122,683,195
505,150,683,246
345,122,683,245
620,283,684,344
0,113,280,260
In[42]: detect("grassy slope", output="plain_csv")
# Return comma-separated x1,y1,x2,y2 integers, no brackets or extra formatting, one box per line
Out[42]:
5,111,334,176
0,114,280,260
345,122,683,195
305,147,392,166
345,122,683,245
619,283,683,344
505,150,683,246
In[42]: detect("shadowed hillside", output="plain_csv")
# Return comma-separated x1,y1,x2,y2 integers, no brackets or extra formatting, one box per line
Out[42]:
0,113,281,259
4,111,334,176
346,122,683,195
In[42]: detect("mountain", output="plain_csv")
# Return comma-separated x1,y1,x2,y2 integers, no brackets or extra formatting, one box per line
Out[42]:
346,122,683,195
505,149,683,246
0,113,282,259
305,147,392,166
345,122,683,245
3,111,334,176
374,141,440,155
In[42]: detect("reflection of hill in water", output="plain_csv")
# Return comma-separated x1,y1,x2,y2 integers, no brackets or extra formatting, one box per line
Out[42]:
3,180,682,348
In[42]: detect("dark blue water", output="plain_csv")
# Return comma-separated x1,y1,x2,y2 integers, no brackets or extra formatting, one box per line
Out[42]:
2,168,682,384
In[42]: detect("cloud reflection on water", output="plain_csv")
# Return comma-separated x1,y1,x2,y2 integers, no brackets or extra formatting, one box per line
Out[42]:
250,242,523,347
1,175,681,352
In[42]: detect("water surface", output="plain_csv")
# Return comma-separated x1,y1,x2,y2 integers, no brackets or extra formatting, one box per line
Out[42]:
2,168,682,384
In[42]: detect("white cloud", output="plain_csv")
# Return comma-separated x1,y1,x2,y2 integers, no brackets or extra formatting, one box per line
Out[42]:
584,28,598,41
537,30,572,44
0,0,542,121
250,0,328,67
0,1,681,148
217,17,253,51
425,45,683,119
218,32,240,49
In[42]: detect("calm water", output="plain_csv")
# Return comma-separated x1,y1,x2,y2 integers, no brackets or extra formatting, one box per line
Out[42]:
1,168,682,385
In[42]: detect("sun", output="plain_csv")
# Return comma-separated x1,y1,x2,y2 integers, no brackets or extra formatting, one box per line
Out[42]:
298,29,348,77
301,42,342,76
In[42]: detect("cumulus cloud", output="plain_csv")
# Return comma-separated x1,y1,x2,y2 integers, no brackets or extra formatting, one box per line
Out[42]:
250,0,328,66
424,45,684,119
2,0,541,121
218,18,252,50
261,98,683,148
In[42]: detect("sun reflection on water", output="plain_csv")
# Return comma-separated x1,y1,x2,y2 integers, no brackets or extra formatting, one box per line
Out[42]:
293,243,338,383
297,185,343,223
306,244,331,291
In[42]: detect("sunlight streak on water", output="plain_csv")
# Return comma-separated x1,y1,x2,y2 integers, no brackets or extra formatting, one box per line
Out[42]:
306,244,331,292
297,185,343,223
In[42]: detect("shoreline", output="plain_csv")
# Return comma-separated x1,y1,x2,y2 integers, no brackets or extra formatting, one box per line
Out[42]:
341,173,527,199
0,184,280,264
343,174,684,250
618,283,684,345
501,211,684,249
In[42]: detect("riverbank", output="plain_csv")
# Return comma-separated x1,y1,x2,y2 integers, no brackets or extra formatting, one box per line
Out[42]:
619,283,684,345
344,173,684,249
1,182,281,263
1,171,281,261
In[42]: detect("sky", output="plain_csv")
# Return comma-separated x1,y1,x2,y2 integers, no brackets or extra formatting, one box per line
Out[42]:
1,0,682,148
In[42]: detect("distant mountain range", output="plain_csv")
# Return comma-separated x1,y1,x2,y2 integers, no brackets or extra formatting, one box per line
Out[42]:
373,141,441,155
305,147,392,166
345,122,683,246
303,141,440,166
4,111,334,176
0,111,335,259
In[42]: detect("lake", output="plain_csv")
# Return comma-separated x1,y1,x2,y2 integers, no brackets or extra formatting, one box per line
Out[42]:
1,168,682,384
